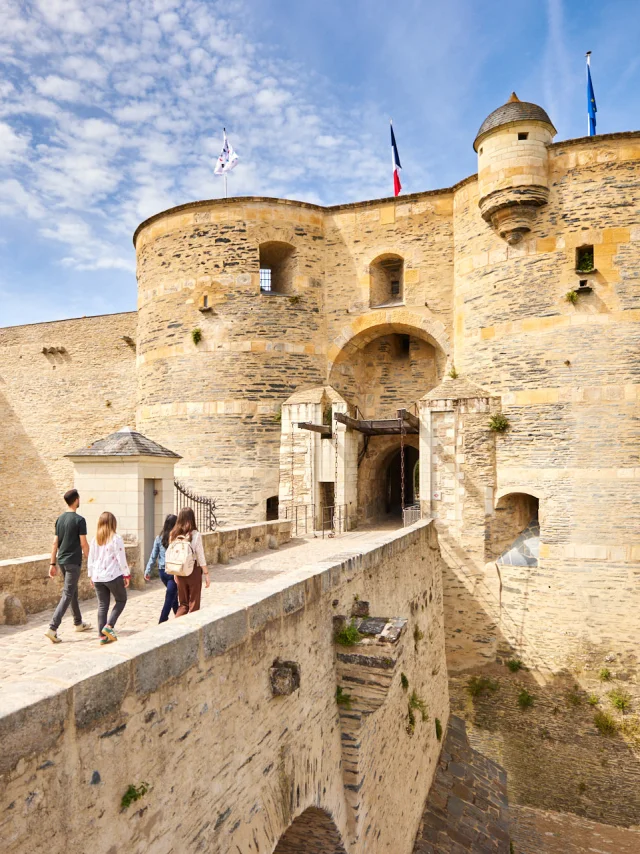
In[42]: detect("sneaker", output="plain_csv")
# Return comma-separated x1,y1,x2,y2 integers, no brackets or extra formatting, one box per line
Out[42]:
99,636,111,645
74,622,92,633
101,625,118,642
45,628,62,644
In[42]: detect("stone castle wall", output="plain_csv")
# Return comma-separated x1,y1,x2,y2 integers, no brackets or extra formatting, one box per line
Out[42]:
0,521,449,854
0,313,137,559
134,199,328,525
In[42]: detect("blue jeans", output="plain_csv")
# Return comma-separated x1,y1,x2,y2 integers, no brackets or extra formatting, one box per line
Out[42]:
159,569,178,623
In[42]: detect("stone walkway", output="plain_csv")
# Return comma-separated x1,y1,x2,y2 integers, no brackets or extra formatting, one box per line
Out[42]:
0,524,398,685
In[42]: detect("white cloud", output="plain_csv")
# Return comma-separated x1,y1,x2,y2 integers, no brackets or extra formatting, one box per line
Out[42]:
0,0,392,300
35,75,83,101
0,122,30,163
0,178,45,217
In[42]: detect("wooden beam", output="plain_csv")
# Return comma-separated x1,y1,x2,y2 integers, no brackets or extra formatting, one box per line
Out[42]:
334,412,418,436
397,409,420,431
297,422,332,437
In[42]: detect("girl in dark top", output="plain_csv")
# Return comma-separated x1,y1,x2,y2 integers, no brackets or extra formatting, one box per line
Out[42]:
144,513,178,623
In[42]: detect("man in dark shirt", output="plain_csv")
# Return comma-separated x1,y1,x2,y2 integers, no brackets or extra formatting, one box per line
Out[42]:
45,489,92,643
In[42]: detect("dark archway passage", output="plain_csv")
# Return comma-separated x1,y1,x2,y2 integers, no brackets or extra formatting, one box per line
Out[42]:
386,445,419,515
272,807,347,853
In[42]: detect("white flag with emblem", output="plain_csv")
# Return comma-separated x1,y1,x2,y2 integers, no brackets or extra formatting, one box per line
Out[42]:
214,128,239,175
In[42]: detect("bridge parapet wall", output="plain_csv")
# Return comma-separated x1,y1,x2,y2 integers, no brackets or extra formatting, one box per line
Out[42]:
0,520,448,854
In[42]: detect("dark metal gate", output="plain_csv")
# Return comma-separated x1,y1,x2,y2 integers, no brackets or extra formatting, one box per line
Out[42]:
174,480,218,532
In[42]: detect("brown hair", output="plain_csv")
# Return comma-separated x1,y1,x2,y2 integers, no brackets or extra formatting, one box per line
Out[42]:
96,511,117,546
64,488,79,506
170,507,197,542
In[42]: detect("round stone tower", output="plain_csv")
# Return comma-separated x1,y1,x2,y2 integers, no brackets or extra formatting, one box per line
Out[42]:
133,198,327,524
474,92,556,244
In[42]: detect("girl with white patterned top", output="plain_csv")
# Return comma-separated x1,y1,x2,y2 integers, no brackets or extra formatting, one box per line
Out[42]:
88,511,130,644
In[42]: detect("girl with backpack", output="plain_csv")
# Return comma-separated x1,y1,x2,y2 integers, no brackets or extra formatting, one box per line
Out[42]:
166,507,210,616
144,513,179,623
88,511,130,644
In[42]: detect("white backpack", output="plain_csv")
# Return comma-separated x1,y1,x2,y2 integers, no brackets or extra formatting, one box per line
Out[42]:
165,535,196,577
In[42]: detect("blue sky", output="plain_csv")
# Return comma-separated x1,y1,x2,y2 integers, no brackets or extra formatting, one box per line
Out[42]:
1,0,638,327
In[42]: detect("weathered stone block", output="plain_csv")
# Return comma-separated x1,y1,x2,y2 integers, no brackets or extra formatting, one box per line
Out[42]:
269,659,301,696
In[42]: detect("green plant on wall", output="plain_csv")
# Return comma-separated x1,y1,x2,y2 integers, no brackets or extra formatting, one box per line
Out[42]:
506,659,523,673
448,366,459,379
191,327,202,345
488,413,510,433
409,691,429,722
608,688,632,713
401,672,409,692
467,676,499,698
334,618,362,647
599,667,612,682
594,710,618,736
565,289,579,305
435,718,443,741
575,245,595,273
289,294,302,305
336,686,352,709
517,689,534,710
121,782,149,811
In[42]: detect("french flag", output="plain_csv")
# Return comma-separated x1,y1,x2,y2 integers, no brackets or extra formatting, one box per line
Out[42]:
390,120,402,196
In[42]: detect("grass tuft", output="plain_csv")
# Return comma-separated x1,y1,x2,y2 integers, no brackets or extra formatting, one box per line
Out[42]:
608,688,632,713
599,667,612,682
121,782,149,811
409,691,429,723
594,710,618,736
517,689,534,710
336,686,352,709
467,676,499,698
191,328,202,345
506,659,523,673
435,718,443,741
400,672,409,692
334,618,362,647
565,289,579,304
488,413,510,433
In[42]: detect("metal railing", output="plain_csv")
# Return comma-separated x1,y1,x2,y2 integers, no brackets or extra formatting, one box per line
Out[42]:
282,503,316,537
174,480,218,532
402,504,421,527
282,503,350,538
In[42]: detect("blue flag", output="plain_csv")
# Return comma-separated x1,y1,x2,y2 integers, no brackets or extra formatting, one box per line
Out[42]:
587,63,597,136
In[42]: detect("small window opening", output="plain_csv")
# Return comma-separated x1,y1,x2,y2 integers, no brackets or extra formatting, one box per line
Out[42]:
575,245,595,274
369,253,404,307
394,333,410,359
266,495,279,521
259,241,296,295
579,279,588,288
203,295,208,308
518,132,529,141
260,268,272,292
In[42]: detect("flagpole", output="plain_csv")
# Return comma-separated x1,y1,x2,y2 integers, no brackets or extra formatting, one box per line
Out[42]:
224,174,228,199
586,51,591,137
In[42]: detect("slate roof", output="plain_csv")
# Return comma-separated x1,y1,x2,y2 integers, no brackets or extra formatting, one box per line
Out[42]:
474,93,556,150
66,427,181,459
421,377,492,402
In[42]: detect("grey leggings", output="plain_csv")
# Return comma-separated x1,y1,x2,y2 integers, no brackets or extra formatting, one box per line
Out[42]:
94,576,127,635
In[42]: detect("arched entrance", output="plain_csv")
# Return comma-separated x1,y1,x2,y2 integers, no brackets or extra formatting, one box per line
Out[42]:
273,807,347,853
357,435,419,524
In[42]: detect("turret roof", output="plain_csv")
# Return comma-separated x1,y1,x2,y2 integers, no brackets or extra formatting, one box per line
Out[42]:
66,427,181,459
473,93,556,151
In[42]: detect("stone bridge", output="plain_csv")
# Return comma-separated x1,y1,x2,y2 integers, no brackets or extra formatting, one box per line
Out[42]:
0,521,452,854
